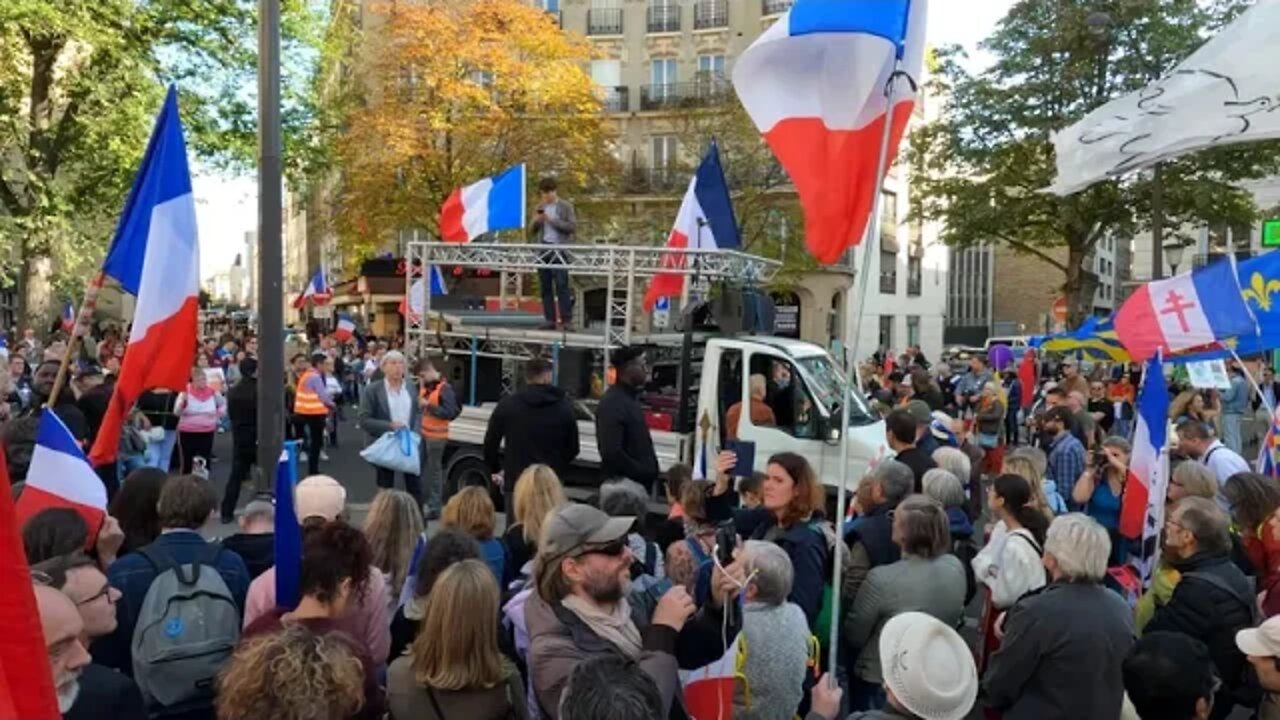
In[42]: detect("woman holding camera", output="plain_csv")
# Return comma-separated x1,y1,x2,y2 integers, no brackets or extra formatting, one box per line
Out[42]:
1071,435,1131,565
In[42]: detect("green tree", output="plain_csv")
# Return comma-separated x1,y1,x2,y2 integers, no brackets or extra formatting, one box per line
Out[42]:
908,0,1280,326
0,0,320,329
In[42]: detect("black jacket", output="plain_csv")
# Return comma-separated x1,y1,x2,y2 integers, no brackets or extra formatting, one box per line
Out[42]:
893,446,937,493
595,383,659,489
483,383,580,486
1147,551,1258,709
226,376,258,447
65,663,145,720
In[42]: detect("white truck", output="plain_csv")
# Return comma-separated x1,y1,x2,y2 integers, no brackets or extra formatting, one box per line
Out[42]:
405,242,887,501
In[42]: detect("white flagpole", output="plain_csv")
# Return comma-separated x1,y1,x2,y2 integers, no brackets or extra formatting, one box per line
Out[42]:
829,60,903,676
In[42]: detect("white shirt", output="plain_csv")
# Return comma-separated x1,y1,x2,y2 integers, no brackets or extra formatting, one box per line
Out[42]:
971,520,1047,609
1201,440,1250,511
385,380,411,427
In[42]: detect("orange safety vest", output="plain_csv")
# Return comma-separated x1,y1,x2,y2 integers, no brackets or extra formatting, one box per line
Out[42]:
294,369,329,415
420,382,450,440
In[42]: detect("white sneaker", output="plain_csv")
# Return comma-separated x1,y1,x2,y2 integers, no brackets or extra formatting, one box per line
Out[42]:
299,451,309,463
320,451,330,461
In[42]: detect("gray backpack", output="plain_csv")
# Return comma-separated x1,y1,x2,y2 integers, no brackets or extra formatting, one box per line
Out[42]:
131,543,241,714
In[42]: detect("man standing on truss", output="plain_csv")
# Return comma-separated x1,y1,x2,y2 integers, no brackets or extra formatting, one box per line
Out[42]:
528,177,577,330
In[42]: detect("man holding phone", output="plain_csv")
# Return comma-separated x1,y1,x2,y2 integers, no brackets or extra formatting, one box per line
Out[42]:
529,177,577,330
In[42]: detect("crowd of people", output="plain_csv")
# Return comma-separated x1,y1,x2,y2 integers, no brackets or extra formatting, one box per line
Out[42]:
17,314,1280,720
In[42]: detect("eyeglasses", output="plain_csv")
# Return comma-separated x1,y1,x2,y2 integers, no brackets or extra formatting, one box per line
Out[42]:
576,537,628,559
75,583,115,607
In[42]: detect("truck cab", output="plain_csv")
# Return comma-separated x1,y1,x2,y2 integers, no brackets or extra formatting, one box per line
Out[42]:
697,337,886,491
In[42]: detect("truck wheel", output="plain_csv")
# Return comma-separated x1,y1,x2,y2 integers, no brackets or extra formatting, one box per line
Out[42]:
446,454,491,491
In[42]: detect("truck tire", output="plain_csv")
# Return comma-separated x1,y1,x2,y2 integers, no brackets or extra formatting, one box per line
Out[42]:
445,451,505,511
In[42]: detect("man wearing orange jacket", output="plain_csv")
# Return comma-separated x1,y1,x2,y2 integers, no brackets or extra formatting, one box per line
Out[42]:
418,360,460,518
294,352,336,476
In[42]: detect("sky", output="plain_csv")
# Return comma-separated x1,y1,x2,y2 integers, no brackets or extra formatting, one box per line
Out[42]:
192,0,1018,278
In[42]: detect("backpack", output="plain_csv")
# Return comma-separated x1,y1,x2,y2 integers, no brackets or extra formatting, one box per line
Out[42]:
131,543,241,715
629,539,660,581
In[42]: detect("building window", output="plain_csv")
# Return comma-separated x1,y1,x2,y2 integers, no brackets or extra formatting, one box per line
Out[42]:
651,135,678,167
879,315,894,351
651,134,678,190
536,0,560,11
588,0,623,35
907,256,922,296
651,57,677,96
697,54,726,79
647,0,679,32
906,315,920,347
880,250,897,294
694,0,728,28
762,0,793,15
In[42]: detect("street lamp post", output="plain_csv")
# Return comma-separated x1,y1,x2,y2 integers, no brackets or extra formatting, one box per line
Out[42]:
257,0,284,474
1166,240,1187,276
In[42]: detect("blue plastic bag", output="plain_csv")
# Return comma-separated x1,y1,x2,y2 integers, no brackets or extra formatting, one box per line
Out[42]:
360,428,421,474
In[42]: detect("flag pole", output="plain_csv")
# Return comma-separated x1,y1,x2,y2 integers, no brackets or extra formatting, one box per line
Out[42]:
829,60,903,676
1227,346,1274,419
46,272,106,408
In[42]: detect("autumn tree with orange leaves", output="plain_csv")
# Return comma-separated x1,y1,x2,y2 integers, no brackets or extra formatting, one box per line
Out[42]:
334,0,615,257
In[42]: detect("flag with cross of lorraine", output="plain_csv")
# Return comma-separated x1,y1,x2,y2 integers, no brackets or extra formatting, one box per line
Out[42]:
1115,256,1257,363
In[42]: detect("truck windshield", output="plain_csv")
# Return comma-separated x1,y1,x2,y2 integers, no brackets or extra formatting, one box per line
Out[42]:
796,355,876,427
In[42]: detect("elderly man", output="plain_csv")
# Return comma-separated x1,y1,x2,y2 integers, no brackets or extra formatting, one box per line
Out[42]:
1176,420,1250,512
844,459,914,603
33,582,93,714
358,350,425,513
33,554,144,720
984,514,1135,720
733,541,811,720
1148,497,1258,719
525,504,741,719
726,374,776,440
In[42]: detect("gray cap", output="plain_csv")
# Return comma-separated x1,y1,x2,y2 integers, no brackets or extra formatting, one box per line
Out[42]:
540,504,635,561
905,399,932,426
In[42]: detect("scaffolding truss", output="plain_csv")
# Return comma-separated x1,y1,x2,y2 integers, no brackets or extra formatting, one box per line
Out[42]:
406,242,780,372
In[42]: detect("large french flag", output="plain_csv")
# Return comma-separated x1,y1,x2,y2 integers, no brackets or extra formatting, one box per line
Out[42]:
643,142,740,311
439,164,526,243
1115,258,1256,362
733,0,927,265
293,268,332,309
16,410,108,536
88,86,199,465
1119,356,1169,577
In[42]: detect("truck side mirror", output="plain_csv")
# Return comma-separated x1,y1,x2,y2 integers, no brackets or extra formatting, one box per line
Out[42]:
826,426,841,444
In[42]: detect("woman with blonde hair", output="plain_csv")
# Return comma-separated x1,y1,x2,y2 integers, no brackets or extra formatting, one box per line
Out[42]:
218,624,368,720
502,465,566,580
442,486,507,583
387,559,529,720
1003,450,1062,519
364,489,426,616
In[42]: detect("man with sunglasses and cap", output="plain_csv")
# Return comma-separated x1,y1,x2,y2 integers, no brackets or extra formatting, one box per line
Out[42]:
526,503,744,720
596,346,659,491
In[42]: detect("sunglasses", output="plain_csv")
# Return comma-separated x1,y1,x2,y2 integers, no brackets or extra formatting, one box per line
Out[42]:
575,537,628,559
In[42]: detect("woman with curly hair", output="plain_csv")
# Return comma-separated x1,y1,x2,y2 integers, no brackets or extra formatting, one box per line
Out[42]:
218,624,366,720
242,519,385,719
388,559,529,720
364,489,425,615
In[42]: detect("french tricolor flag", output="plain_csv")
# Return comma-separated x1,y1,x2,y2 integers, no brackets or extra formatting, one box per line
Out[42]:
88,86,199,465
643,142,739,311
1120,356,1169,580
16,410,108,538
733,0,927,264
400,266,448,320
60,301,75,334
334,312,357,343
293,268,332,309
1114,258,1256,362
439,164,526,243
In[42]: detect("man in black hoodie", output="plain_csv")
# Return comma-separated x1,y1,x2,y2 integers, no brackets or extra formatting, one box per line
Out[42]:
484,358,580,517
222,357,259,523
595,346,659,491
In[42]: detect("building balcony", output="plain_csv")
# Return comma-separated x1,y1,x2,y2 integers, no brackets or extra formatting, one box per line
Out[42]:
587,8,623,35
694,0,728,29
647,4,680,33
639,80,733,110
599,86,629,113
762,0,793,15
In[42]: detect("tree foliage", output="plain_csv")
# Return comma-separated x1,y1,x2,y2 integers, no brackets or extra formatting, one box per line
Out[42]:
907,0,1280,326
0,0,321,328
331,0,615,259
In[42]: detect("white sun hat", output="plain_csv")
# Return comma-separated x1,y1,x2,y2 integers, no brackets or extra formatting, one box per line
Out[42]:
879,611,979,720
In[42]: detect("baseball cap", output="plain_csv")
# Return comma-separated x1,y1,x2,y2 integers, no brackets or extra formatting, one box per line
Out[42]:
1237,617,1280,657
75,363,103,379
539,504,635,562
905,400,932,426
295,475,346,521
880,612,978,720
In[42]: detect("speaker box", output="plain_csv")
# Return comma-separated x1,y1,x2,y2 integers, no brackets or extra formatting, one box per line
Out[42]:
555,348,595,400
441,354,503,405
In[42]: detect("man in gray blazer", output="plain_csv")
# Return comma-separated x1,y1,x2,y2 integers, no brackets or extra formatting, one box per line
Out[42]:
358,350,426,514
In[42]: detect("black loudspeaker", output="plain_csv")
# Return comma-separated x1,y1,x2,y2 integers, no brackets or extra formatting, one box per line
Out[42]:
442,354,503,404
713,289,744,334
556,348,594,399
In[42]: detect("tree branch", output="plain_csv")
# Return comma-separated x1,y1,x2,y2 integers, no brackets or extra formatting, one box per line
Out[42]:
0,175,22,216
